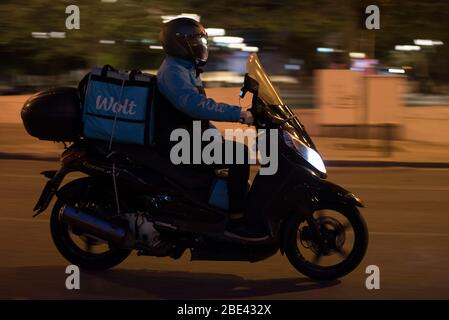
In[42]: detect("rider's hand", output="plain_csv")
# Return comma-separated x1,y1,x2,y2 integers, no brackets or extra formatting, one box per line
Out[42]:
239,110,254,125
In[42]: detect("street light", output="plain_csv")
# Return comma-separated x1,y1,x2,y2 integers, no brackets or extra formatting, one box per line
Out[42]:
227,43,246,49
414,39,444,46
242,46,259,52
31,32,66,39
316,47,344,53
395,45,421,51
349,52,366,58
49,32,66,39
99,40,115,45
161,13,200,23
388,68,405,74
205,28,225,36
31,32,49,39
212,36,244,44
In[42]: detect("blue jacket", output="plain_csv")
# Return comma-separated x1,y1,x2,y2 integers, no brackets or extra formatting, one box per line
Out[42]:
157,56,241,122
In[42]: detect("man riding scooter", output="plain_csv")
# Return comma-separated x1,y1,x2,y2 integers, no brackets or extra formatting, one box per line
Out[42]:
156,17,268,241
22,18,368,277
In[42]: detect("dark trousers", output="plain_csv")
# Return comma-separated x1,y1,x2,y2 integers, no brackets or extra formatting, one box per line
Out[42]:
207,140,250,213
156,136,251,213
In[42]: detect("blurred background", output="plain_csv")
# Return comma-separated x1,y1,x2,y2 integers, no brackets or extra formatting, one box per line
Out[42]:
1,0,448,98
1,0,449,147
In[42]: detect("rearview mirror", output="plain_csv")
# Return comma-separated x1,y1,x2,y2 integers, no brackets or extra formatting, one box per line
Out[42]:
240,73,259,98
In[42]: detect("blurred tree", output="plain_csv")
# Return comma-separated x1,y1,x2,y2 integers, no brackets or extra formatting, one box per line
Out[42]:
0,0,448,82
375,0,449,86
0,0,176,75
193,0,355,72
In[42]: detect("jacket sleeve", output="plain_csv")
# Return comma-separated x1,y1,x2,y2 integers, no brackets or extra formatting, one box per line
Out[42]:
157,65,242,122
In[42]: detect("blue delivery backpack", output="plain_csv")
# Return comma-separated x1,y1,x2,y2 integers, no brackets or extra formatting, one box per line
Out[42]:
81,65,156,145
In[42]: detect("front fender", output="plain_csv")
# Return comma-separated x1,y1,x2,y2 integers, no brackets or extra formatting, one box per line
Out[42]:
278,165,364,255
309,178,364,208
287,165,364,209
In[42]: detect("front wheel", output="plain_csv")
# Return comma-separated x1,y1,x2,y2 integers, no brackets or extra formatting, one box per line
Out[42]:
284,203,368,280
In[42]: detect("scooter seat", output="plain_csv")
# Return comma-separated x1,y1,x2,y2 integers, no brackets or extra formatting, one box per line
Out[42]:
86,139,216,191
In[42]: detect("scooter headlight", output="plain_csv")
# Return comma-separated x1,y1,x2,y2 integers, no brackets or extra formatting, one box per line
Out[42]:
283,131,326,175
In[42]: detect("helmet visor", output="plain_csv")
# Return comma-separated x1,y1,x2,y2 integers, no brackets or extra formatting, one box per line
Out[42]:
188,33,209,64
200,35,208,46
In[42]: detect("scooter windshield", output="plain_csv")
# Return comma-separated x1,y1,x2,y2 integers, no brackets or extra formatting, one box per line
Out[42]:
246,54,317,151
246,54,284,106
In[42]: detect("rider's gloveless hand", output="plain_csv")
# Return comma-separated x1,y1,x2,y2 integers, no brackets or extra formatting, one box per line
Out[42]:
239,110,254,125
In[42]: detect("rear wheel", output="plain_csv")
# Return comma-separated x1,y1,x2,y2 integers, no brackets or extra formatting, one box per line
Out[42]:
50,178,132,270
284,203,368,280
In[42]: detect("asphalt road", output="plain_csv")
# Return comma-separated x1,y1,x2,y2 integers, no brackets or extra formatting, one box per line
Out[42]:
0,159,448,299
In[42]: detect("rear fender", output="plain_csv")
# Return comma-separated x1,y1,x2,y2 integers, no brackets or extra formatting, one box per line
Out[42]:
32,168,68,216
32,144,90,216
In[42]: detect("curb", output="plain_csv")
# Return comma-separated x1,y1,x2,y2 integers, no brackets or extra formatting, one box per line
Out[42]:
1,152,449,168
325,160,449,168
0,152,59,162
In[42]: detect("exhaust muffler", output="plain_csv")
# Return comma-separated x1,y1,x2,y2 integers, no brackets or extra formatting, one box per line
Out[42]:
59,205,134,248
